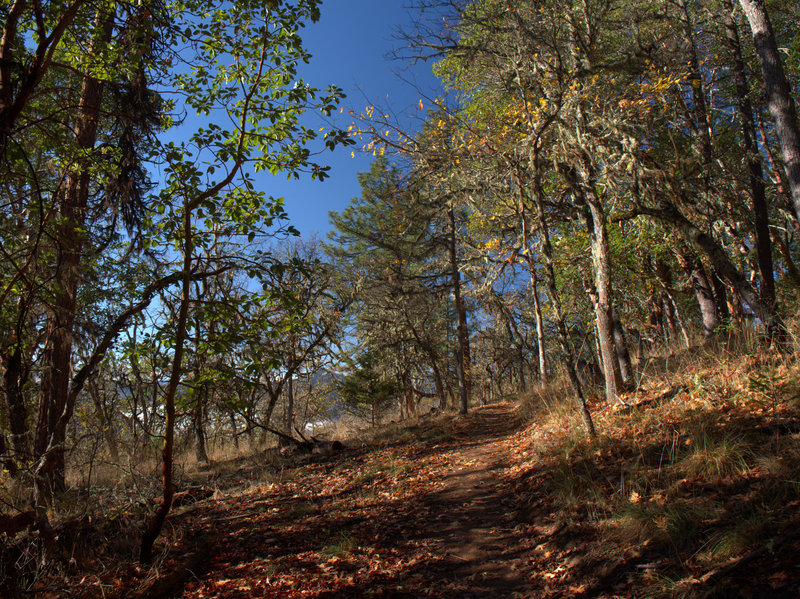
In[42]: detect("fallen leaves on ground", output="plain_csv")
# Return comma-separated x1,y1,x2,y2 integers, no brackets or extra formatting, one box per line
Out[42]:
42,351,800,597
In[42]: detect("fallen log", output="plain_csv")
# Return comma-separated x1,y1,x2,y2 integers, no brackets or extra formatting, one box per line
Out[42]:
263,426,344,457
312,440,344,456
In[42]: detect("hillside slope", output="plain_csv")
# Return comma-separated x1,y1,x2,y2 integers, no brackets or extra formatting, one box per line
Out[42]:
32,349,800,598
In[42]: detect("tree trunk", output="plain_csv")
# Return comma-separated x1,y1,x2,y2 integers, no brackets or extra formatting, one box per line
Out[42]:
583,185,624,403
532,277,547,386
711,271,731,324
533,167,596,439
140,200,192,564
284,338,296,433
654,259,685,348
230,411,239,450
193,388,209,464
33,9,114,509
449,207,470,415
517,180,547,387
629,328,645,362
648,289,664,348
1,345,29,464
401,369,416,418
723,0,775,311
263,388,281,440
738,0,800,228
663,294,679,346
430,359,446,410
245,391,256,444
611,308,633,384
285,372,295,432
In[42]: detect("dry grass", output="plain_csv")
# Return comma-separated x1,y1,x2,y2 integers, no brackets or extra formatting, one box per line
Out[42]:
514,334,800,597
4,327,799,598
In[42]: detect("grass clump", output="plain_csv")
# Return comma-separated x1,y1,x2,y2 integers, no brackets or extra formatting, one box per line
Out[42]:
608,500,710,552
682,427,753,479
511,341,800,598
320,531,357,557
699,511,769,562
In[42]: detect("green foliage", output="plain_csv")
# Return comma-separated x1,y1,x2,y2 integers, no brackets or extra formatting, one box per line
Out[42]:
337,350,401,420
326,157,453,403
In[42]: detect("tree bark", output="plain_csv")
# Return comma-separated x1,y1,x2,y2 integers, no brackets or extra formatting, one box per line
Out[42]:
284,338,296,433
517,179,547,387
140,200,193,564
431,360,447,410
193,388,209,464
580,174,625,403
230,411,239,449
654,259,687,348
711,271,731,324
1,345,29,464
611,308,633,384
738,0,800,228
722,0,775,310
449,207,470,415
33,9,114,506
401,369,416,418
531,275,547,387
663,293,679,346
648,290,664,347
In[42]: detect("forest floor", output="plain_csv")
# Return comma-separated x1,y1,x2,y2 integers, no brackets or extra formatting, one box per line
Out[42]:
19,346,800,598
135,402,547,598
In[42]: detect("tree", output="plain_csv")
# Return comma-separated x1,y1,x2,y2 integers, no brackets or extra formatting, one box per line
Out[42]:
338,350,401,426
138,0,351,562
328,157,455,415
238,238,347,440
4,1,169,508
738,0,800,228
0,0,351,555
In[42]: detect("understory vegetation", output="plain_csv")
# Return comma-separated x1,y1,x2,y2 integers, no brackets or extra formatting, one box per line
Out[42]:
515,338,800,597
3,335,799,598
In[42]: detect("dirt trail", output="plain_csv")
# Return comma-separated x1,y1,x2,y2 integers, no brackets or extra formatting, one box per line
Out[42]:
416,404,529,596
166,402,539,598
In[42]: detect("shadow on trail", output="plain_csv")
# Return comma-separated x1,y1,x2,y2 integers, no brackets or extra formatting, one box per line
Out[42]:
178,402,538,598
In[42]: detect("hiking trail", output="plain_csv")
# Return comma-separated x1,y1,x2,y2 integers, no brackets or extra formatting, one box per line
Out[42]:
164,402,549,598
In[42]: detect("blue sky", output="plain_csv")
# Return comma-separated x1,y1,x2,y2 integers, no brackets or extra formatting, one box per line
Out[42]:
267,1,443,238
